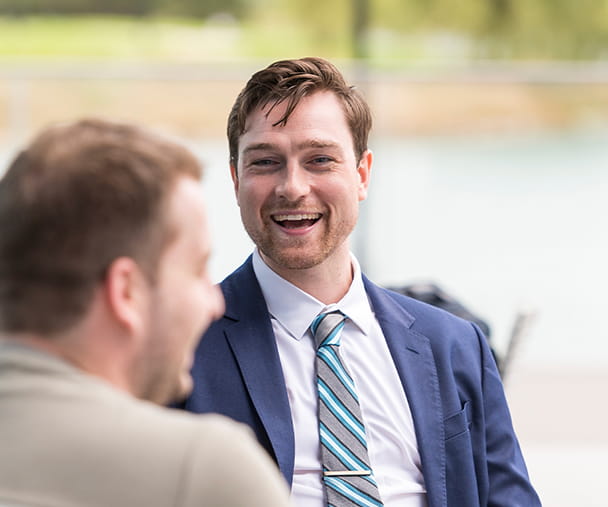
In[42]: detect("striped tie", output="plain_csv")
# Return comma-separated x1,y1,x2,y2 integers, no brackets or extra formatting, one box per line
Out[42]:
312,311,384,507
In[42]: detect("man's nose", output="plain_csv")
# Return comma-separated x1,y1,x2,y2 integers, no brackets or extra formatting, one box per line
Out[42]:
275,163,310,201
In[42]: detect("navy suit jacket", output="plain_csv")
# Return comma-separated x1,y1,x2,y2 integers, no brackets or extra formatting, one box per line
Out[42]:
185,256,540,507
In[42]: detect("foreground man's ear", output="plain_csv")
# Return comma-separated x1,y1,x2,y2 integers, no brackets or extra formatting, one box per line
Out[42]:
104,257,148,339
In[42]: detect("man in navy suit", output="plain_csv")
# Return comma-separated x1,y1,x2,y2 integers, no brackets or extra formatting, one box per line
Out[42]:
184,57,541,507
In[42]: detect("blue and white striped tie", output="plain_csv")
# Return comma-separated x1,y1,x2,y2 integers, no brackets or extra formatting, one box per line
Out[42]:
312,311,384,507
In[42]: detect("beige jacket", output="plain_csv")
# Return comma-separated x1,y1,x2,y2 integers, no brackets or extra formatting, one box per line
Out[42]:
0,342,291,507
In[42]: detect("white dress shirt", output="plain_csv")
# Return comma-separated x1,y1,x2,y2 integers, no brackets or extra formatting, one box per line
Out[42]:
252,250,427,507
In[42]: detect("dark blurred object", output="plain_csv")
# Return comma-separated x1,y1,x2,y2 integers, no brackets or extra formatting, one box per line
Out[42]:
500,309,536,380
389,282,537,380
390,282,491,337
388,282,499,368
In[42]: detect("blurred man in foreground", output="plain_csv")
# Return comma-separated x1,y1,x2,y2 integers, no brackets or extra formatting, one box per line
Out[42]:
0,119,290,507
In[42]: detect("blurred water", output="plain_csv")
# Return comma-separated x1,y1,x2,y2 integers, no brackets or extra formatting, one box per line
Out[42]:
2,126,607,370
195,126,608,371
365,128,608,369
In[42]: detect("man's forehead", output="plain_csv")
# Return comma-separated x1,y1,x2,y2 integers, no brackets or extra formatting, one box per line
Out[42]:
240,95,351,143
245,90,345,127
241,138,342,154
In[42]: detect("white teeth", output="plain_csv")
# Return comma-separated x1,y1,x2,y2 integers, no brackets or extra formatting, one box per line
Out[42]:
274,213,320,221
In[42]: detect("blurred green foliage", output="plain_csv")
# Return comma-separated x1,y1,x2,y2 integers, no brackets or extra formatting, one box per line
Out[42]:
0,0,248,18
0,0,607,60
370,0,608,59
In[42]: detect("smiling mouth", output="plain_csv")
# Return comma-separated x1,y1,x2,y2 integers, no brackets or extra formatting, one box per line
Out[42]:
272,213,322,229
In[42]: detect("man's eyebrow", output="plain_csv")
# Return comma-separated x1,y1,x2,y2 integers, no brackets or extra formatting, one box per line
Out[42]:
242,143,276,155
241,139,341,155
298,139,340,150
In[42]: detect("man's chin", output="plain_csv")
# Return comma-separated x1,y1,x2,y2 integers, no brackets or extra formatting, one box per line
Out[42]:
178,373,194,400
166,374,193,406
261,247,328,271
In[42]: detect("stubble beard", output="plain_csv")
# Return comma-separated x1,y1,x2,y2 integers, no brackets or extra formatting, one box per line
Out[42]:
137,303,195,406
242,211,357,272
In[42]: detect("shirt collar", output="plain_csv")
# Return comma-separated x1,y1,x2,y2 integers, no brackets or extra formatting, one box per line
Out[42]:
252,249,373,341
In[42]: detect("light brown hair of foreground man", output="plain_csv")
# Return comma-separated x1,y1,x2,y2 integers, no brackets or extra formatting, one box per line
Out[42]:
0,119,291,507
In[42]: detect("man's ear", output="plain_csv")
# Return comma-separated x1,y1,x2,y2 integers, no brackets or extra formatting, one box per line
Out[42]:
230,163,240,202
357,149,373,201
103,257,148,337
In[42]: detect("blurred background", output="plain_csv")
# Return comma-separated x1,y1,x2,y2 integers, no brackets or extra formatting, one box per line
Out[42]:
1,1,607,504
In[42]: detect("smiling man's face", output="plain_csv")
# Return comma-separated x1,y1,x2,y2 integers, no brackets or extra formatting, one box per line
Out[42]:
232,90,371,278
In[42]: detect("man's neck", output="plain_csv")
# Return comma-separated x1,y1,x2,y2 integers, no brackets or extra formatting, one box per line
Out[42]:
3,325,137,398
259,248,354,305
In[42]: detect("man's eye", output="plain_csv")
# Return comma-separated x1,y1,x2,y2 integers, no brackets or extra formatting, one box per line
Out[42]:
252,159,276,166
310,156,333,165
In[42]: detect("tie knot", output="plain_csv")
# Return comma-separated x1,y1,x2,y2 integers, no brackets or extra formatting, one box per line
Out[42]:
311,311,347,349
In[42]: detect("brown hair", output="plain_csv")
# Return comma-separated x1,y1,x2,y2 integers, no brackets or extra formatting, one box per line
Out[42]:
0,118,202,335
227,57,372,168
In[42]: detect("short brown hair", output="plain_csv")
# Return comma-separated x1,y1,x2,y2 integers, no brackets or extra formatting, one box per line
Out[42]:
0,118,202,335
227,57,372,168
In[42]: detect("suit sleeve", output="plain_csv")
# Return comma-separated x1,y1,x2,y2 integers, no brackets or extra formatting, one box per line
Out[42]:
177,416,292,507
475,323,541,506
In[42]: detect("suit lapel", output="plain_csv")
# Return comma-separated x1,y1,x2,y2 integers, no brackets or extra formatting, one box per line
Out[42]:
219,261,448,500
222,258,295,484
364,278,447,507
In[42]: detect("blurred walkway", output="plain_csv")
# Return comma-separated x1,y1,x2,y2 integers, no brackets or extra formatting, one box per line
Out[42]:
506,368,608,506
